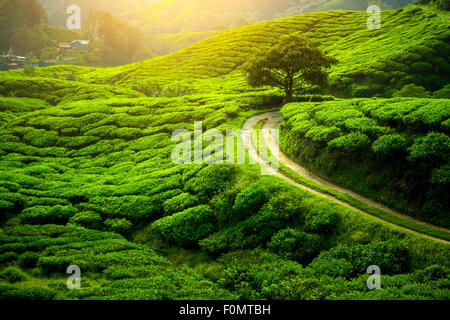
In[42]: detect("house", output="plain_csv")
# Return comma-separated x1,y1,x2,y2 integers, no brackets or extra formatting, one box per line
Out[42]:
0,49,26,70
71,40,89,52
58,42,72,52
58,40,90,53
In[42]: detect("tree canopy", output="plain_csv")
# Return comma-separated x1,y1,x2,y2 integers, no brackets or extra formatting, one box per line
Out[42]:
243,33,337,101
0,0,48,52
86,10,152,66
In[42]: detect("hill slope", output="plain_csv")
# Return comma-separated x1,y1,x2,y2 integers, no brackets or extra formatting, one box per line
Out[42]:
11,6,449,98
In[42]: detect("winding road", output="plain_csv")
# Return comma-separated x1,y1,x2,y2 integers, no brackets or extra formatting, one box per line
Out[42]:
242,111,450,243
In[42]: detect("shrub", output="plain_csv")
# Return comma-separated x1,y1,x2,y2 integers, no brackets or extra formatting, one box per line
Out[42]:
19,205,78,224
304,207,340,235
18,251,40,268
415,265,449,283
437,0,450,10
162,193,199,216
69,211,103,229
351,85,372,98
104,218,133,235
0,252,18,264
23,130,59,148
185,165,232,200
0,285,56,300
267,228,322,264
268,192,305,221
210,188,239,226
408,132,450,164
309,240,410,277
89,195,169,223
372,134,407,157
152,205,214,246
199,204,287,255
392,84,432,98
328,132,371,153
0,267,28,283
308,258,354,278
232,184,268,220
433,85,450,99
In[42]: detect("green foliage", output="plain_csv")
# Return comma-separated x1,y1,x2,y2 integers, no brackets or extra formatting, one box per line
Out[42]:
408,132,450,164
0,267,28,283
163,193,199,216
309,240,411,278
104,218,133,236
0,4,448,302
0,286,56,300
372,134,407,157
185,165,232,200
393,84,432,98
328,132,371,153
69,211,103,229
18,251,40,268
267,228,323,264
199,201,299,256
0,0,47,52
152,205,215,247
19,205,78,224
86,10,151,66
232,183,269,220
0,252,18,264
280,98,450,227
243,33,336,100
305,207,341,234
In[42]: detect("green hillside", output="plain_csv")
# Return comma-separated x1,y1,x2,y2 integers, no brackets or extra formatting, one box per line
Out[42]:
0,5,449,301
293,0,415,13
10,7,449,98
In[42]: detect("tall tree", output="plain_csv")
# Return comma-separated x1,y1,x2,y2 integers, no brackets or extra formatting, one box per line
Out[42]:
86,10,150,66
243,33,337,102
0,0,48,52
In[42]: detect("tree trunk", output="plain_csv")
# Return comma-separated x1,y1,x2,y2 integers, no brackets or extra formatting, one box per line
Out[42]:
284,90,293,104
284,76,294,103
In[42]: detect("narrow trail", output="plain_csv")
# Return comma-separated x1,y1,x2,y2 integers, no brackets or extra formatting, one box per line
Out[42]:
242,111,450,244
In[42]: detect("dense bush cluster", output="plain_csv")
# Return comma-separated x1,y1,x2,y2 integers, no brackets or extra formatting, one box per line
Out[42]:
281,98,450,227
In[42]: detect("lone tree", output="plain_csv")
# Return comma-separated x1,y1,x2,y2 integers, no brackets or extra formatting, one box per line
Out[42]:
243,33,337,102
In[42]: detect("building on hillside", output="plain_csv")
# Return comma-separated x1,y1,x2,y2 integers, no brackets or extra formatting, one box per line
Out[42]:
58,42,72,52
0,49,25,70
71,40,90,52
58,40,90,53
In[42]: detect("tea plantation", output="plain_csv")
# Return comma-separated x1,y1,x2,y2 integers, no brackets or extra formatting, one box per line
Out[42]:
0,6,449,300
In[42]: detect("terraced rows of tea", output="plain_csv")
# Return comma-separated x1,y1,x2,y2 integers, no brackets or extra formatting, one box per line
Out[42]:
0,5,449,300
5,6,447,98
280,98,450,227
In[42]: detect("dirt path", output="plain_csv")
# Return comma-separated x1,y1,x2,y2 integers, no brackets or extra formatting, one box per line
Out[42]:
242,111,450,244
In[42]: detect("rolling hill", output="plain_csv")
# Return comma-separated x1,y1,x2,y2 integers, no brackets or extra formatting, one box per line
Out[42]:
6,6,450,98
